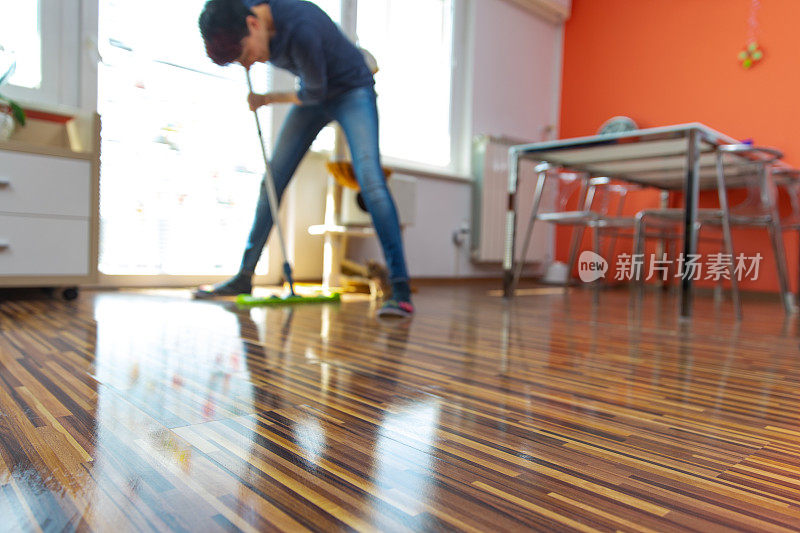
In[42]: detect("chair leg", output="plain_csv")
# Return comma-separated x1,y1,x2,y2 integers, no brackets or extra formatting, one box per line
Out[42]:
713,280,723,304
635,218,647,276
715,150,742,320
768,221,794,314
566,224,586,286
606,229,620,271
634,216,646,307
660,237,674,292
591,225,603,302
721,224,742,321
595,226,606,287
760,163,793,314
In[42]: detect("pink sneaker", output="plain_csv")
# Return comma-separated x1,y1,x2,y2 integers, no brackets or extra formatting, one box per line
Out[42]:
377,300,414,318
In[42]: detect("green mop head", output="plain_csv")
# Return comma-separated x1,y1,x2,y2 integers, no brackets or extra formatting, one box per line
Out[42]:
235,292,341,307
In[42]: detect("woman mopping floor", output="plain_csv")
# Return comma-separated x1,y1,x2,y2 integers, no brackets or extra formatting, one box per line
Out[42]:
194,0,413,318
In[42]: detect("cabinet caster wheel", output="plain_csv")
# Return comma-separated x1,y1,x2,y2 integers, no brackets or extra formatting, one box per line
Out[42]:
62,287,79,301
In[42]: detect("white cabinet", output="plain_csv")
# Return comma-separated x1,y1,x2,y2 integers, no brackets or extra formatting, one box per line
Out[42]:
0,111,100,292
0,151,92,217
0,215,90,276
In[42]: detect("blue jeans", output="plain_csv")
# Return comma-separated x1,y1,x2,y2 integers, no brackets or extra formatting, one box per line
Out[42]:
239,86,409,283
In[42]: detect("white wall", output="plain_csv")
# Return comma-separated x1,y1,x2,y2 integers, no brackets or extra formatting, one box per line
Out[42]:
337,0,565,280
471,0,563,141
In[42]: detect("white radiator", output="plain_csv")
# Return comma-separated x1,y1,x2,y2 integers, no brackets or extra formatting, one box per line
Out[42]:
471,135,555,266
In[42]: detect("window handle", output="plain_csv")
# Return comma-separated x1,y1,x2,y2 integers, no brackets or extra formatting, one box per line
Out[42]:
85,36,105,65
0,241,9,250
0,179,9,187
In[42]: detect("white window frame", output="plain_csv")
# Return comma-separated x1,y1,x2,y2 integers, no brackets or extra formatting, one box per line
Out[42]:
450,0,473,177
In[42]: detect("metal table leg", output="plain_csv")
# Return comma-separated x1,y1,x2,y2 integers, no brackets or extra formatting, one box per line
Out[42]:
680,129,701,319
503,149,520,297
657,189,669,290
512,163,552,290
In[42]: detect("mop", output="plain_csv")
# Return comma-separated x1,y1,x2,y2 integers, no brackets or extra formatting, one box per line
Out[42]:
235,70,341,307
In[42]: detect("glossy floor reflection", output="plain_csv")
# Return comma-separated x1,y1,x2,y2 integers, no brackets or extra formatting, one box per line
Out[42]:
1,284,799,531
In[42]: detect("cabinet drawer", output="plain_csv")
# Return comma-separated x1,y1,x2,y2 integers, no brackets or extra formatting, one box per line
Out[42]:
0,214,89,276
0,150,91,217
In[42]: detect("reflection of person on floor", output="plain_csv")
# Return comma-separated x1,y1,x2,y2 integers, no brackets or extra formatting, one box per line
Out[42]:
234,307,293,412
226,305,416,527
194,0,413,318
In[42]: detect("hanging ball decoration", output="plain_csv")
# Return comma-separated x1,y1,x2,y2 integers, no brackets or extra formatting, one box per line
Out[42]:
739,41,764,69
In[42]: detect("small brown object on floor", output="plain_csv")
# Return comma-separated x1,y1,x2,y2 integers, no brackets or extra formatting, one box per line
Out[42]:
366,260,391,300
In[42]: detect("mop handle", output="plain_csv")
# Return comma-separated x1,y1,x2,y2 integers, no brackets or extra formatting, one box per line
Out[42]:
246,70,296,295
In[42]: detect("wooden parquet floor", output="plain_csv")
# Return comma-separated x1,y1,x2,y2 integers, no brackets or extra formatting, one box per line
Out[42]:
0,284,799,532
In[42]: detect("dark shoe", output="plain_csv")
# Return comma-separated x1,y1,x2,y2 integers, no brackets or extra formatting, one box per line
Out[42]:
377,299,414,318
193,275,252,299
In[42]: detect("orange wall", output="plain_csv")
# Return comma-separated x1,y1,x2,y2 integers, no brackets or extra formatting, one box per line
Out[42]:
559,0,799,292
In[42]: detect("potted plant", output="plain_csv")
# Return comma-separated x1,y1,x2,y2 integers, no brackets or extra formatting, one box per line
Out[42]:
0,47,26,140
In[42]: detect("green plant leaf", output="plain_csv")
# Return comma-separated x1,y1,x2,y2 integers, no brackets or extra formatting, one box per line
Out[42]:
9,100,25,126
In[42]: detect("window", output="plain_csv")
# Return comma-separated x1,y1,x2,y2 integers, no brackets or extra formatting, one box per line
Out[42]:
307,0,464,171
308,0,341,154
0,0,83,107
0,0,42,89
97,0,272,276
357,0,456,169
95,0,465,280
95,0,348,279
